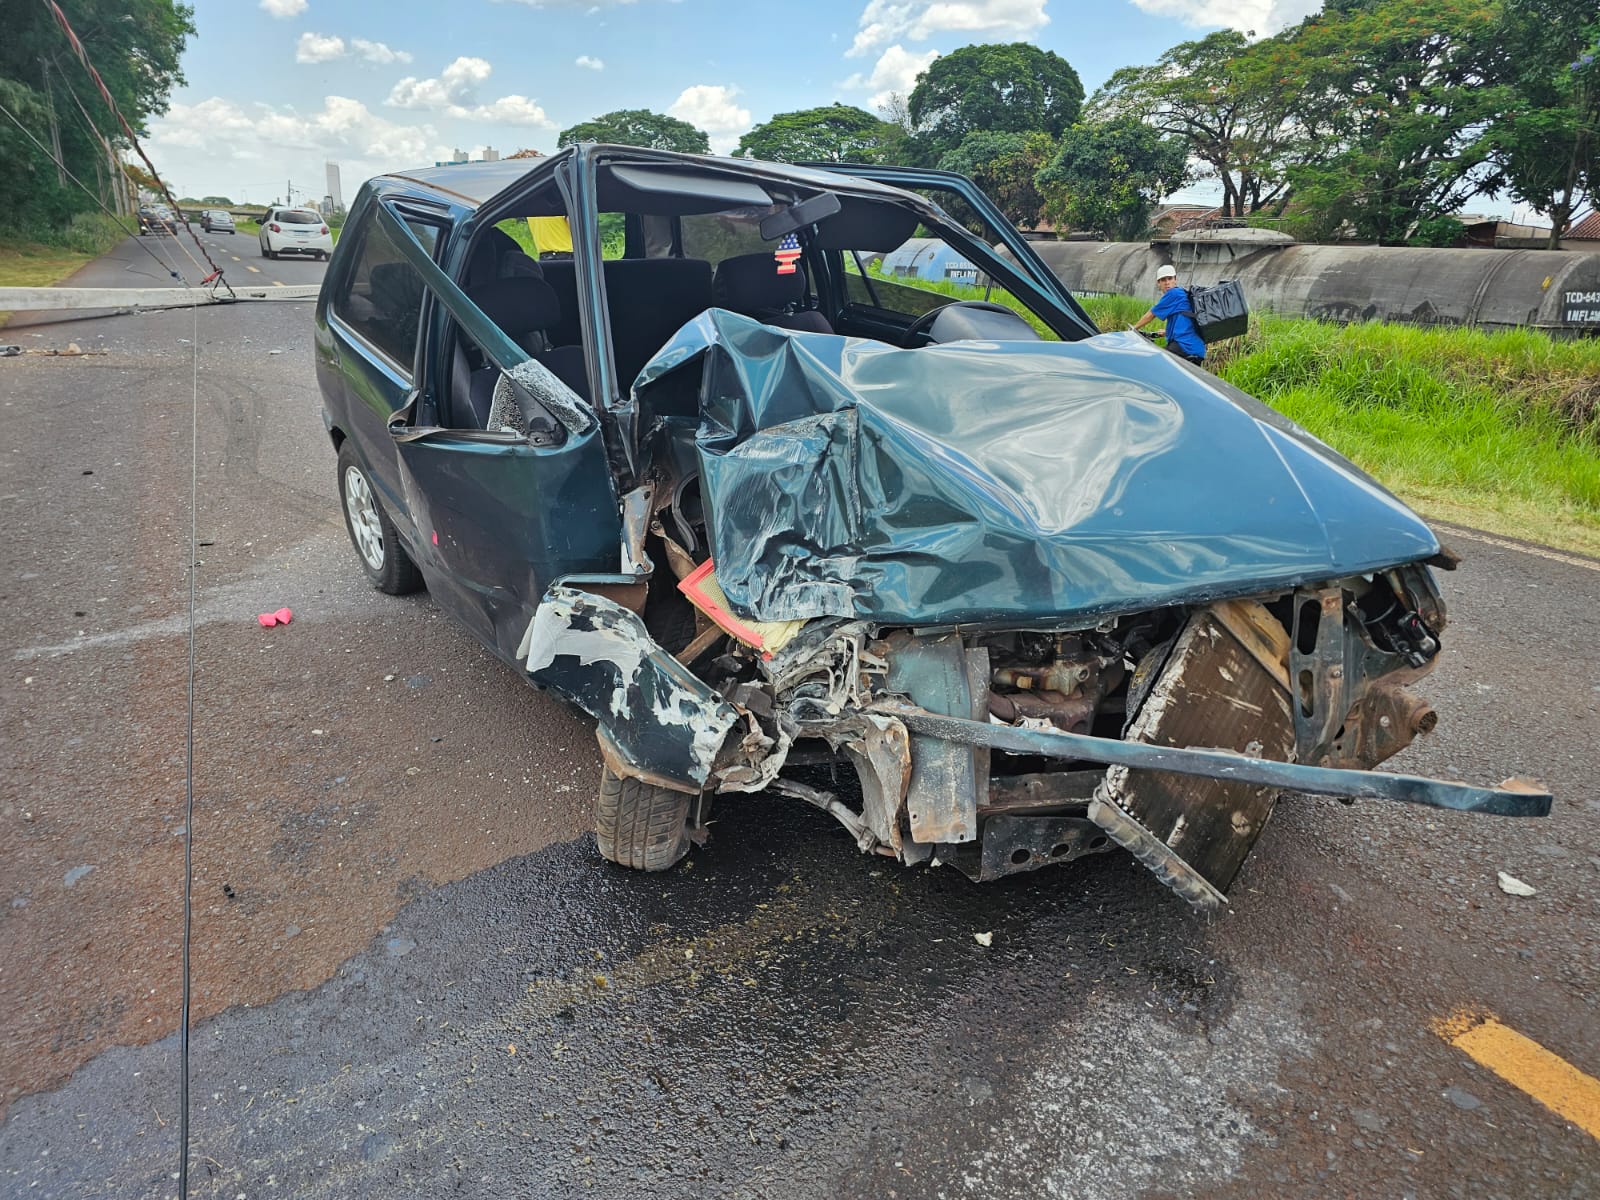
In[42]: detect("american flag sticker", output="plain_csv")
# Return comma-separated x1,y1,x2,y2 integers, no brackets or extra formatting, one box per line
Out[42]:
774,232,801,275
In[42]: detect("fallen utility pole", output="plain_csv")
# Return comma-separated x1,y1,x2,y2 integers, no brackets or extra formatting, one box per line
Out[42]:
0,285,321,312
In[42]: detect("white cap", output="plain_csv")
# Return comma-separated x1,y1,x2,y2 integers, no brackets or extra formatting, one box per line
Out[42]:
1156,263,1177,280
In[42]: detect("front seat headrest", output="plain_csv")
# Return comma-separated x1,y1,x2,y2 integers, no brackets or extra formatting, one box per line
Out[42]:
466,277,563,339
713,251,807,312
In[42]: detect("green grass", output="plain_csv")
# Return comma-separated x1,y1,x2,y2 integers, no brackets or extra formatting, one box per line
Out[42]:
863,270,1600,556
0,213,129,326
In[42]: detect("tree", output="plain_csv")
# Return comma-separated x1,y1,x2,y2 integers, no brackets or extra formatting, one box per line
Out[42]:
1259,0,1508,244
1092,30,1297,221
1036,120,1189,240
200,194,233,206
907,43,1084,162
1492,0,1598,247
736,104,898,163
0,0,194,233
938,131,1057,227
557,109,709,154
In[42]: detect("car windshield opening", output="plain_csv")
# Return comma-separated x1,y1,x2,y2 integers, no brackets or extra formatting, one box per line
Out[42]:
282,209,320,224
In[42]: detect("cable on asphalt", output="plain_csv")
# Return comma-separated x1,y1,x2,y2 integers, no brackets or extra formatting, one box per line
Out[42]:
32,6,209,1192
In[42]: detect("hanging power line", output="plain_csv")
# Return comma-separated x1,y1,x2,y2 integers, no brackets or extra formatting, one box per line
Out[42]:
42,0,227,287
0,97,187,283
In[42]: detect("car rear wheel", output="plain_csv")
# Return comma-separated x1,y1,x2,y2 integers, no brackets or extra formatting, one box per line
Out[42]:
595,767,698,872
336,444,422,595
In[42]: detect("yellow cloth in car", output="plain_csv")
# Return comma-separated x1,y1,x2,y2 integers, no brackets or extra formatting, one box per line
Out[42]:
527,216,573,255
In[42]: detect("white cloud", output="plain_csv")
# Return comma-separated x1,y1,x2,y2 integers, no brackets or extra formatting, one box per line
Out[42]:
1126,0,1319,32
847,0,1048,57
668,84,751,154
387,56,495,109
351,38,413,64
295,33,346,64
844,43,939,109
259,0,307,17
575,55,605,70
146,95,435,194
386,57,553,126
466,96,556,126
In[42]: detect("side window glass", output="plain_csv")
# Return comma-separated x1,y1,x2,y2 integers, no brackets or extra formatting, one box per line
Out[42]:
332,214,439,371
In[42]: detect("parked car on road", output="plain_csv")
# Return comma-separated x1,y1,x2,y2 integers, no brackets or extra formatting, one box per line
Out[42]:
260,207,332,260
314,146,1549,907
200,209,236,234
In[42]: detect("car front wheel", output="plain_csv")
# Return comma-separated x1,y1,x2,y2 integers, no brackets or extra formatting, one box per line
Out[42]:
595,767,700,871
336,444,422,595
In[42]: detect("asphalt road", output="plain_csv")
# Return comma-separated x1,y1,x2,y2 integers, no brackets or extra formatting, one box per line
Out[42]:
4,224,329,328
1,242,1597,1199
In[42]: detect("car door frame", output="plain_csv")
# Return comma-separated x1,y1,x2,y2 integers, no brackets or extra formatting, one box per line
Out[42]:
371,171,628,665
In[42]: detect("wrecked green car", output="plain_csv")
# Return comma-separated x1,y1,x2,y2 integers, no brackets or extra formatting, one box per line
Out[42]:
315,146,1549,909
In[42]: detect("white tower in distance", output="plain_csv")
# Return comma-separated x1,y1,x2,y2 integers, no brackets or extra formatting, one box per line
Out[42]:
325,162,344,214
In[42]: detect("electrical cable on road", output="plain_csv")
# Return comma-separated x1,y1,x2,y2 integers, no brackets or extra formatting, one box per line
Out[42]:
32,5,211,1195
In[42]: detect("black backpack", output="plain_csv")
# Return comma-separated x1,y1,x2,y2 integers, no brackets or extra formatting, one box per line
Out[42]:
1180,280,1249,344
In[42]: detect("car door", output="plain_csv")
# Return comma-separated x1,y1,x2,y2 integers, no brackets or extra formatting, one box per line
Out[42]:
371,199,625,665
819,165,1080,307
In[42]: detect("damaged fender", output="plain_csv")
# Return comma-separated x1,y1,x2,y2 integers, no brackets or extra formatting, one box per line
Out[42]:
519,586,740,792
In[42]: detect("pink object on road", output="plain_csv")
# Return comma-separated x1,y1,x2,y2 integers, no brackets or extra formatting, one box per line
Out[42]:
257,607,294,627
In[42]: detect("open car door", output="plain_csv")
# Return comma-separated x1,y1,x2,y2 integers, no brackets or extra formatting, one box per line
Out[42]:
809,163,1086,318
369,202,625,663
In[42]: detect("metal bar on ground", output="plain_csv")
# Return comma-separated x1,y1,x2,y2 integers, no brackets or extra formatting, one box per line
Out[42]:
0,286,321,311
870,702,1552,817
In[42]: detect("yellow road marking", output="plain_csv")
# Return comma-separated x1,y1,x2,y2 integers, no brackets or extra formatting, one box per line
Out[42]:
230,255,240,262
246,265,260,274
1432,1012,1600,1139
272,280,285,287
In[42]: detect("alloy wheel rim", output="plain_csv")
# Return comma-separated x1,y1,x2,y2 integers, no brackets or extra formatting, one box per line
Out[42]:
343,465,385,570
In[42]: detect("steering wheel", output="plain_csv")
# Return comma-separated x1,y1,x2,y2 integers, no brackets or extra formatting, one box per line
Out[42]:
902,300,1022,345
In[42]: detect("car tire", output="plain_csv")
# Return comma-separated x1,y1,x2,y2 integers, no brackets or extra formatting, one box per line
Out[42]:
595,767,697,872
336,444,423,596
259,242,268,258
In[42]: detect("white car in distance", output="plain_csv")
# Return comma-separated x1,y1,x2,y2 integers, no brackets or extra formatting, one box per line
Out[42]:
259,207,333,261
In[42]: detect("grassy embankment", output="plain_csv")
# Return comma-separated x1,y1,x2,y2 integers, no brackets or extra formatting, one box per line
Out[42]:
878,270,1600,557
0,213,127,327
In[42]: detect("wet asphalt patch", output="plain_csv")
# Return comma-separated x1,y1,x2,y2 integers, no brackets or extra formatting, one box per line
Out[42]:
0,794,1282,1199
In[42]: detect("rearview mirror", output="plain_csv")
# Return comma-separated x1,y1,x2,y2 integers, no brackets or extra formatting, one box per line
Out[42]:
761,192,842,241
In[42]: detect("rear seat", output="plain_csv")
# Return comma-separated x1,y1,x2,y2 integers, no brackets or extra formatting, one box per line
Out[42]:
532,258,713,391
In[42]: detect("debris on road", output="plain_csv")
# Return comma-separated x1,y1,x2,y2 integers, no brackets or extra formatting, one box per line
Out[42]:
257,607,293,627
1496,871,1537,897
974,931,994,947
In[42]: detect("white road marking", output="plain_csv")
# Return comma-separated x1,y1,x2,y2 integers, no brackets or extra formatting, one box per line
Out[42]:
272,281,285,287
246,266,260,274
1433,523,1600,573
230,255,240,261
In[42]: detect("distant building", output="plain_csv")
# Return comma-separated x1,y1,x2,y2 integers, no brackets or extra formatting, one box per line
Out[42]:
1561,212,1600,249
482,146,499,162
880,238,980,285
325,161,343,213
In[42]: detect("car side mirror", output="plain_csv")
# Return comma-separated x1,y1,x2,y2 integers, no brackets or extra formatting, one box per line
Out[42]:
760,192,842,242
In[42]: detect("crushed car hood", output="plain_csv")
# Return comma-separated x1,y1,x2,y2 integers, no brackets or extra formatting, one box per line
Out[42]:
635,311,1440,627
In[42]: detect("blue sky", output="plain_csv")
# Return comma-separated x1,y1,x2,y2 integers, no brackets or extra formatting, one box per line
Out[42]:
148,0,1321,205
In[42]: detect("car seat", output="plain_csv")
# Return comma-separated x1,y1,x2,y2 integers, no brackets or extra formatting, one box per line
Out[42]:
711,252,833,334
454,277,589,428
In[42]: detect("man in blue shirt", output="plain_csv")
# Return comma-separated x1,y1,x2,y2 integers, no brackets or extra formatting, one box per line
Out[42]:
1131,264,1206,364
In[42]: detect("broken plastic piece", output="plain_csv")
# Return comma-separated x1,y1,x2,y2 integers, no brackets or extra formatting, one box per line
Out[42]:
257,607,293,627
678,559,805,659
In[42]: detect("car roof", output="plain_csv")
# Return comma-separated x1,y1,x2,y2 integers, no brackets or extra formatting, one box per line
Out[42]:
378,145,922,212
